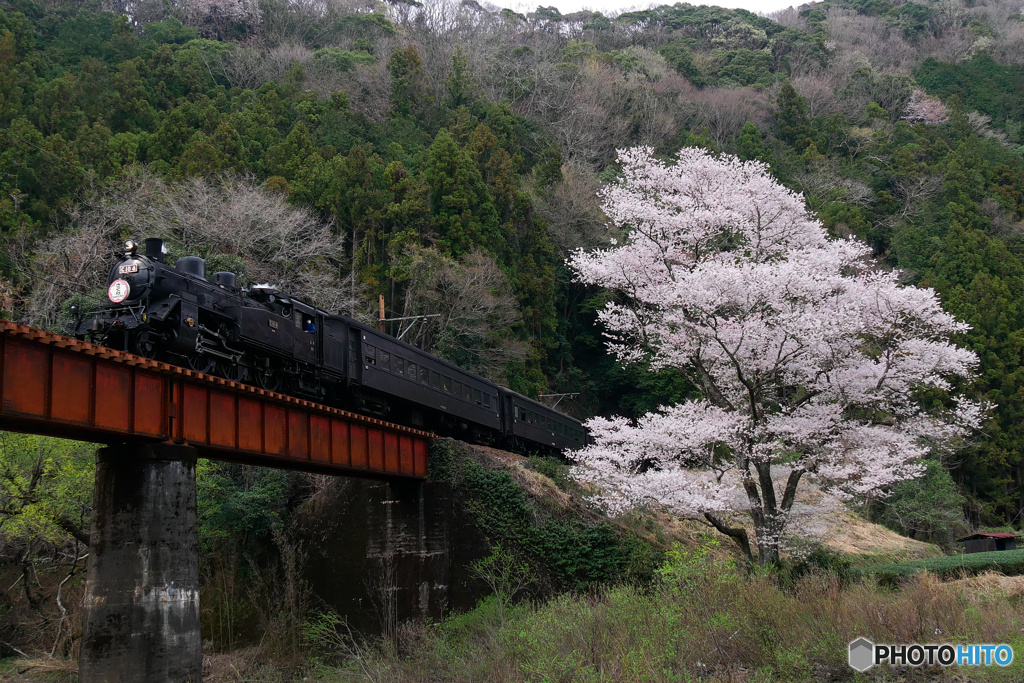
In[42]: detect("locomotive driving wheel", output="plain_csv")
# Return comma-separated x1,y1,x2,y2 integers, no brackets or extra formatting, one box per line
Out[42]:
219,358,246,383
252,359,281,393
131,331,158,359
186,352,216,375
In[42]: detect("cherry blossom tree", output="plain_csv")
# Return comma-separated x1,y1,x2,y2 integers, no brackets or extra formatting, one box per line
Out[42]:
568,147,982,565
901,88,949,125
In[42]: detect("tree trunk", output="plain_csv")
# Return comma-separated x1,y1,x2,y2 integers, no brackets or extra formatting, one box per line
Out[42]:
703,512,754,565
756,533,781,566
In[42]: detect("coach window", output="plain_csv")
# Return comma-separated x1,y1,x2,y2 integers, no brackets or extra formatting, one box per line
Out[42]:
453,381,461,398
430,370,440,388
514,406,520,419
395,357,404,375
380,351,390,371
408,362,417,379
443,376,451,392
472,388,481,405
364,345,376,364
464,385,472,401
420,366,429,384
483,392,491,408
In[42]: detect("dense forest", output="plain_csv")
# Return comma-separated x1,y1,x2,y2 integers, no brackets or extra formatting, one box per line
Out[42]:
2,0,1024,661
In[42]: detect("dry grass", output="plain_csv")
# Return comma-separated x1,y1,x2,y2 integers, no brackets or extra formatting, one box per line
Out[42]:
947,571,1024,600
202,647,293,683
0,657,77,682
824,510,943,563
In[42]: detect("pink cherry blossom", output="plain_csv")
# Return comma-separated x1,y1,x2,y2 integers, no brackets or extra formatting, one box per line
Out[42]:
567,147,982,564
902,89,949,125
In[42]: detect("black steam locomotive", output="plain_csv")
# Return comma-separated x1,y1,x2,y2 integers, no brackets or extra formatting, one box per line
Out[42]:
70,238,586,453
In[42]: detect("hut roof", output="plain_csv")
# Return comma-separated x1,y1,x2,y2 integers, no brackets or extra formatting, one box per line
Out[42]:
957,532,1021,542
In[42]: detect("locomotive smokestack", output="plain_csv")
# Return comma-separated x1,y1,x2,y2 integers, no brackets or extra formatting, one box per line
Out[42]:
145,238,165,263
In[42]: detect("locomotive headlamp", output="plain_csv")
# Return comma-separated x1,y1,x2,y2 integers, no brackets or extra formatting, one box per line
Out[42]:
124,239,137,254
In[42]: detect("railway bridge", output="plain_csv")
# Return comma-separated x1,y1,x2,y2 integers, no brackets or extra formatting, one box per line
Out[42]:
0,321,433,682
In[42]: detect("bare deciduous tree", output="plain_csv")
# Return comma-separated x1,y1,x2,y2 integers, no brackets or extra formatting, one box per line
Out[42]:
534,161,614,257
399,247,529,382
688,87,769,148
792,74,842,120
19,169,361,330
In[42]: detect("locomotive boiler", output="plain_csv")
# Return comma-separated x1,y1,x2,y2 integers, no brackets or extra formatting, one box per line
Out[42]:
71,238,587,453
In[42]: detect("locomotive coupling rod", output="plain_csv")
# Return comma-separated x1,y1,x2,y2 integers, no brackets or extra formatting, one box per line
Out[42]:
198,326,245,356
193,340,239,363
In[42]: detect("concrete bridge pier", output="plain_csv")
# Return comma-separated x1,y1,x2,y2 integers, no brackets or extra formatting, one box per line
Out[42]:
79,442,202,683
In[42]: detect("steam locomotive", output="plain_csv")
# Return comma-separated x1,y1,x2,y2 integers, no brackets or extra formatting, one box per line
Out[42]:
70,238,586,453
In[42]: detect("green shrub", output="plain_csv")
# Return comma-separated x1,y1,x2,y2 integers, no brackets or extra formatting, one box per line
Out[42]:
783,545,854,587
523,454,576,491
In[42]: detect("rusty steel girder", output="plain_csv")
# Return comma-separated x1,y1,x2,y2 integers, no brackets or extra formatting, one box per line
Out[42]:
0,321,429,478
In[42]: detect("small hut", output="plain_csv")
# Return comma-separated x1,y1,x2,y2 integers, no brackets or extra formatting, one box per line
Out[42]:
957,532,1021,554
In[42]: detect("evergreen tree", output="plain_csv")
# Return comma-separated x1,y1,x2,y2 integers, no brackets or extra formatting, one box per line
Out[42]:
774,80,810,146
423,129,499,257
736,121,772,165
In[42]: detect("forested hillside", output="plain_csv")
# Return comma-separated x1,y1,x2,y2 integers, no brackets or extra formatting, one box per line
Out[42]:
1,0,1024,533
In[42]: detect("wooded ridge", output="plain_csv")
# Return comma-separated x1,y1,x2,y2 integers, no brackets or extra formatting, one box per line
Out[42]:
1,0,1023,532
